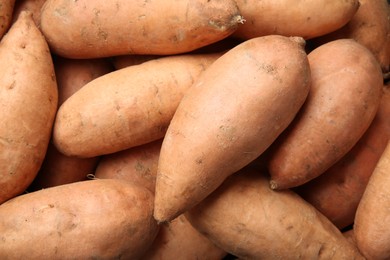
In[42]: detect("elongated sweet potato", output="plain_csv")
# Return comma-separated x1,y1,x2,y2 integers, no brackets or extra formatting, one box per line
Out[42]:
232,0,359,40
0,11,58,204
295,86,390,229
311,0,390,73
0,179,159,259
267,39,383,190
39,0,244,58
0,0,15,39
53,53,221,158
354,141,390,259
154,35,311,222
185,167,364,259
30,57,113,191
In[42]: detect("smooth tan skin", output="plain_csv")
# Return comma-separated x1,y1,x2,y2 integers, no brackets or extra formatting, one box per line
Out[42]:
354,141,390,260
0,179,159,259
94,141,226,259
185,167,365,259
154,35,311,222
267,39,383,190
30,57,113,191
39,0,243,58
12,0,46,25
53,53,221,158
0,11,58,204
0,0,16,39
232,0,359,40
295,86,390,230
312,0,390,73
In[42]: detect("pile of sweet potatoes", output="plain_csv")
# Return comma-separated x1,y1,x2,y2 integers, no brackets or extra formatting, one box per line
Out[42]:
0,0,389,259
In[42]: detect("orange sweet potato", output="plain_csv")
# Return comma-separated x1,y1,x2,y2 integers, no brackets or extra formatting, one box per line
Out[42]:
185,167,364,259
53,53,221,158
0,11,58,204
154,35,311,222
0,179,159,259
295,86,390,229
232,0,359,40
0,0,15,39
354,141,390,259
39,0,244,58
267,39,383,190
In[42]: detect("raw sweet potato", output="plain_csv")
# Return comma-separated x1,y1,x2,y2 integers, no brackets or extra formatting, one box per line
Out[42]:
29,57,113,191
11,0,46,25
295,86,390,229
185,167,364,259
267,39,383,190
311,0,390,73
0,179,159,259
0,11,58,204
354,141,390,259
232,0,359,40
39,0,244,58
53,53,221,158
154,35,311,222
94,141,227,259
0,0,15,39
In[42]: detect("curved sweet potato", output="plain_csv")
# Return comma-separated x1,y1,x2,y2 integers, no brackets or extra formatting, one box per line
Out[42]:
53,53,220,158
295,86,390,229
267,39,383,190
0,179,159,259
39,0,244,58
185,167,364,259
154,35,311,222
0,11,58,204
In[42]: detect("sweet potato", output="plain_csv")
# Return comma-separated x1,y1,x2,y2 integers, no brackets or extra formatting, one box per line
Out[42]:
232,0,359,40
39,0,244,58
11,0,46,25
53,53,221,158
0,179,159,259
29,57,113,191
295,86,390,229
185,167,364,259
0,0,15,39
267,39,383,190
354,141,390,259
0,11,58,204
94,141,227,259
311,0,390,73
154,35,311,222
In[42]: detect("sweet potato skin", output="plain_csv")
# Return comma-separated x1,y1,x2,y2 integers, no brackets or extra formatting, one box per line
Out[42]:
53,53,220,158
154,35,311,222
185,167,364,259
232,0,359,40
267,39,383,190
0,0,16,39
0,179,159,259
39,0,243,58
11,0,46,25
354,141,390,259
0,11,58,204
295,86,390,229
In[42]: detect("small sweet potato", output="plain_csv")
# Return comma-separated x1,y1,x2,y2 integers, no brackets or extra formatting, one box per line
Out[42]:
0,179,159,259
53,53,221,158
185,167,364,259
232,0,359,40
39,0,244,58
154,35,311,222
354,141,390,259
267,39,383,190
295,86,390,229
0,11,58,204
